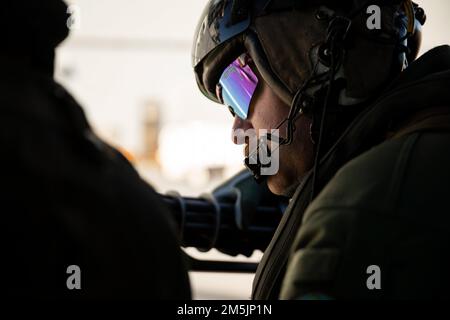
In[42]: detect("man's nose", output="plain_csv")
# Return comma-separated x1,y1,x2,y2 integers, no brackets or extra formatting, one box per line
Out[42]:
231,116,252,145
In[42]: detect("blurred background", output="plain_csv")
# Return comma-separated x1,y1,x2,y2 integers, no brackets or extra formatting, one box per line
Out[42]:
55,0,450,299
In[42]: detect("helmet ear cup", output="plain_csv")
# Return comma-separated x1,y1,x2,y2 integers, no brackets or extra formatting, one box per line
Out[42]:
406,3,426,63
404,2,426,64
387,1,422,72
406,20,422,63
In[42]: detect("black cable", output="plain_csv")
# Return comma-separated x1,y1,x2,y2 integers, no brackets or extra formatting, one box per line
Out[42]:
310,40,338,203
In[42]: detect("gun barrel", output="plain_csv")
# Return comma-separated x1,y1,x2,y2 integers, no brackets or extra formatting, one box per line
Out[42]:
161,194,282,256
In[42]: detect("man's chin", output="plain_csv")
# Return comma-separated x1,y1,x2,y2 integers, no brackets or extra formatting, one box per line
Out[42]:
267,175,302,198
267,175,289,197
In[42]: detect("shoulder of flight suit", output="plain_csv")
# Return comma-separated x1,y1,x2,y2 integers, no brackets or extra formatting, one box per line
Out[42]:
279,130,450,299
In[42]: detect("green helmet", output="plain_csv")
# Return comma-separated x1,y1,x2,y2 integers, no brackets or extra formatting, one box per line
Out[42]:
192,0,425,110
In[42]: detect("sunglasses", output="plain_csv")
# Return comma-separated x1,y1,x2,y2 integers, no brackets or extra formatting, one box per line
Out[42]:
216,55,259,120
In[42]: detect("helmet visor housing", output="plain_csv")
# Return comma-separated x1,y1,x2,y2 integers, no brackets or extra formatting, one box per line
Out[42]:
192,0,250,68
192,0,272,104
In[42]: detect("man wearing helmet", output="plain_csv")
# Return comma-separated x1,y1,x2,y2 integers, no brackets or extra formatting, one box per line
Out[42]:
193,0,450,299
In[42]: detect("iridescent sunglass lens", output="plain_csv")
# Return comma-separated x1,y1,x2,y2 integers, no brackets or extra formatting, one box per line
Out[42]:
218,58,258,120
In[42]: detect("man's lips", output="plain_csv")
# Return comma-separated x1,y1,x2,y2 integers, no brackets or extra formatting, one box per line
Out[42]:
244,144,257,158
244,145,249,158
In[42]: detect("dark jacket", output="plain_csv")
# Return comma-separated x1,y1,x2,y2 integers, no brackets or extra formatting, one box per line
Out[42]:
0,57,190,299
252,45,450,299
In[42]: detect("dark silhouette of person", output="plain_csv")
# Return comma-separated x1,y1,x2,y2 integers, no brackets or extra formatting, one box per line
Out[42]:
0,0,190,299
